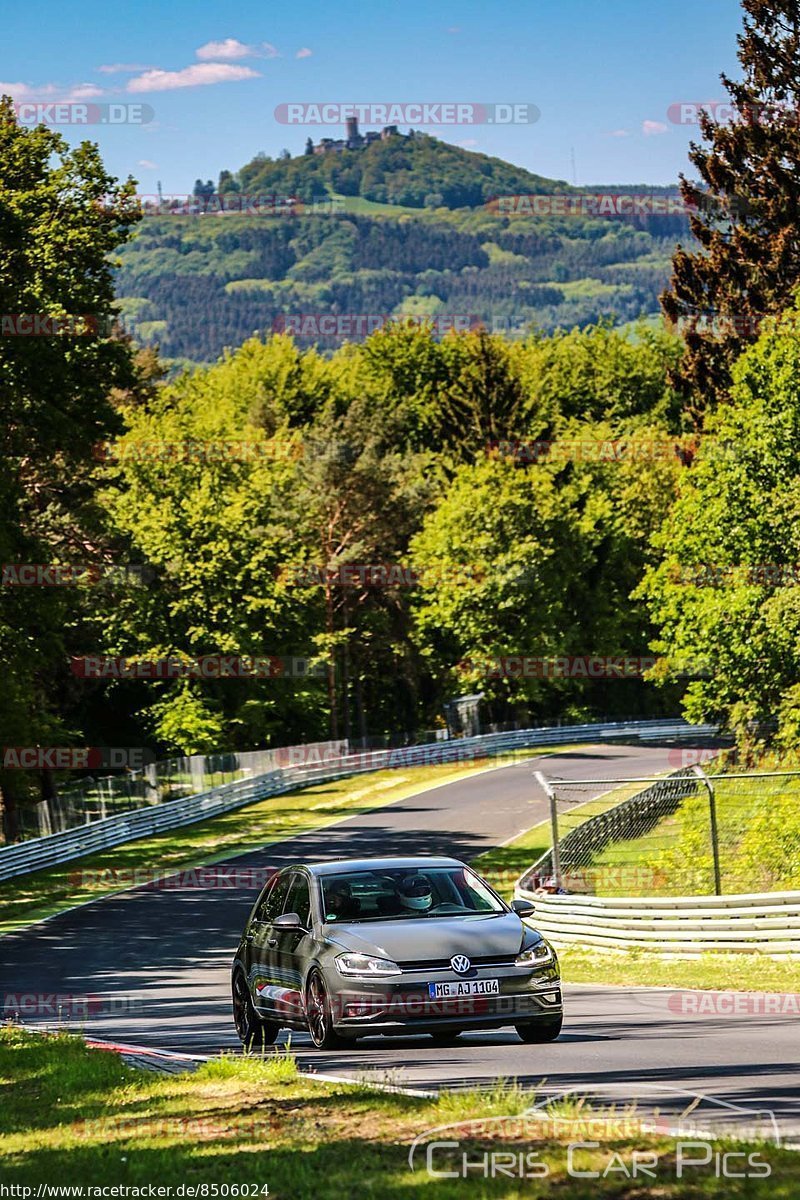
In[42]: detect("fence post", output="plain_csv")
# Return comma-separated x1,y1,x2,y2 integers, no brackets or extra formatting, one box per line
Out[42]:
534,770,561,888
693,765,722,896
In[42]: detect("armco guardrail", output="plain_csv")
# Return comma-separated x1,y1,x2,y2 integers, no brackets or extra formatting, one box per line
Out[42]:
512,888,800,955
0,718,716,883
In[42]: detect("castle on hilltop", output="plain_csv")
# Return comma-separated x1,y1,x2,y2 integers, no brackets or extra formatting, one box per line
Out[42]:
307,118,410,156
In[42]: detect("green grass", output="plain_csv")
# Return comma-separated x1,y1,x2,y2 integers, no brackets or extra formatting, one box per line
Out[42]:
2,1027,796,1196
327,192,434,218
557,278,634,299
561,949,800,992
583,769,800,897
0,747,577,937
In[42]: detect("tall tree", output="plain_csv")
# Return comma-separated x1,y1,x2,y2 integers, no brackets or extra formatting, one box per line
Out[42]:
641,305,800,748
0,98,139,839
662,0,800,412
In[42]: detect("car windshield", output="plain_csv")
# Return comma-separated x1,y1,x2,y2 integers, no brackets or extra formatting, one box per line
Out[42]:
320,866,506,922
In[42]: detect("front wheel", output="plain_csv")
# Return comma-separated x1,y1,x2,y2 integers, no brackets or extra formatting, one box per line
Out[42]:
232,968,280,1052
305,969,347,1049
515,1015,563,1043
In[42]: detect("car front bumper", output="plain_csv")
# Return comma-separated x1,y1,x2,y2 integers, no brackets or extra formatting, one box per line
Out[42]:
327,963,562,1034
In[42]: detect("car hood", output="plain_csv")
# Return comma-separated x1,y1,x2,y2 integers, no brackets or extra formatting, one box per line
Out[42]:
323,911,529,961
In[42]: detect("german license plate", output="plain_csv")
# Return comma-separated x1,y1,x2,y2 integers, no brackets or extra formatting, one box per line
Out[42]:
428,978,500,999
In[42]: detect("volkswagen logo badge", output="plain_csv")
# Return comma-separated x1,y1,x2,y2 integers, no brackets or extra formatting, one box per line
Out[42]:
450,954,471,975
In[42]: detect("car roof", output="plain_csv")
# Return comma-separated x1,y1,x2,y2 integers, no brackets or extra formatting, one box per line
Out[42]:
300,856,466,876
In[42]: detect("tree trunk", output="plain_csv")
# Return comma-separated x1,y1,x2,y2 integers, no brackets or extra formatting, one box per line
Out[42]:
0,776,20,843
324,575,339,739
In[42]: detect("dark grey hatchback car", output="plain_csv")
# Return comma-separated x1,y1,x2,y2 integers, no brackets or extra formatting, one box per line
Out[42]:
232,856,562,1050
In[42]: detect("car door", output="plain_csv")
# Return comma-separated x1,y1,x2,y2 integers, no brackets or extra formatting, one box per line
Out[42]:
247,871,292,1018
268,870,315,1024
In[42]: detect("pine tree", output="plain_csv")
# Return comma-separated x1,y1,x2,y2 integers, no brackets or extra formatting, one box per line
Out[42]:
662,0,800,413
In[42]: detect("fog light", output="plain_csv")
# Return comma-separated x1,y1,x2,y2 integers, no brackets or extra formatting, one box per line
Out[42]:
345,1001,382,1018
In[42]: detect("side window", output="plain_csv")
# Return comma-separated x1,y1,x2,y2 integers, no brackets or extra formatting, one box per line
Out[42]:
257,874,291,923
285,873,312,927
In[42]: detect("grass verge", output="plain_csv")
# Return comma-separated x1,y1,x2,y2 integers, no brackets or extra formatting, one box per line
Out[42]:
1,1026,795,1196
561,949,800,992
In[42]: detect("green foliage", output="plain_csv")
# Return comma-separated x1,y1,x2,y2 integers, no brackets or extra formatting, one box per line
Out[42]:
89,320,691,750
640,302,800,742
146,687,226,754
238,132,569,211
0,98,140,837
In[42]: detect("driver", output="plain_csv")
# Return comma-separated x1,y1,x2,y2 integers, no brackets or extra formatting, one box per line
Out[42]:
397,874,433,913
324,880,358,921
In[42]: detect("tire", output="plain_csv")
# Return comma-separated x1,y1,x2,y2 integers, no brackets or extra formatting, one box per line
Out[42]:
232,968,280,1053
305,969,347,1049
515,1015,563,1043
429,1030,464,1044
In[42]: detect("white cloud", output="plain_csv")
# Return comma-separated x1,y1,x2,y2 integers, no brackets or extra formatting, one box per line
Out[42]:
457,138,478,147
196,39,279,60
68,83,105,100
0,79,104,102
138,159,158,169
643,119,668,136
127,63,260,93
97,63,152,74
0,80,58,101
447,26,461,33
608,128,630,138
295,47,313,58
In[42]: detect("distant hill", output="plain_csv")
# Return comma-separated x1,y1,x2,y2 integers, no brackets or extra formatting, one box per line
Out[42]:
115,134,691,365
236,130,572,210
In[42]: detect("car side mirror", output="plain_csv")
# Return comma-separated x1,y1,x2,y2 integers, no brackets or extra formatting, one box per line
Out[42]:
273,911,304,929
511,898,535,917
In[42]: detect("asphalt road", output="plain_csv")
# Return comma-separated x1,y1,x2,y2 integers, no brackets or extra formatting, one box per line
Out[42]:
3,742,798,1142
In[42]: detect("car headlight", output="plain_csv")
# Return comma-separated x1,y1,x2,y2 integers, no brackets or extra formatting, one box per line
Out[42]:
335,953,401,977
515,940,554,967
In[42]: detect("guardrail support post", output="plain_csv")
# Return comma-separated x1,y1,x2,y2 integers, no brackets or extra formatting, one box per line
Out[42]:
693,765,722,896
534,770,562,889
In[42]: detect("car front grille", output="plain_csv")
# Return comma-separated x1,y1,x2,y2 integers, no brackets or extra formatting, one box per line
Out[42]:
398,953,517,973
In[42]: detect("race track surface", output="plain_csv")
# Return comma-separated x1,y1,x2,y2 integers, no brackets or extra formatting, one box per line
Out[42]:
3,743,797,1141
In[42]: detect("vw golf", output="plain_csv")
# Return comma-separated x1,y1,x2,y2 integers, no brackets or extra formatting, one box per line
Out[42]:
232,856,562,1049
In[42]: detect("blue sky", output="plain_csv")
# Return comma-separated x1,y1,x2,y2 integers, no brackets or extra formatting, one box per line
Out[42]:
2,0,744,192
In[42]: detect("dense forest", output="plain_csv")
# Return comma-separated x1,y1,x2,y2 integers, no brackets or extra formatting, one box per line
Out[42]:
115,136,689,364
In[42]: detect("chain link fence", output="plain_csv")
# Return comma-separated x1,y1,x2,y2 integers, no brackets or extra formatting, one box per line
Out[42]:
524,761,800,897
13,742,347,842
